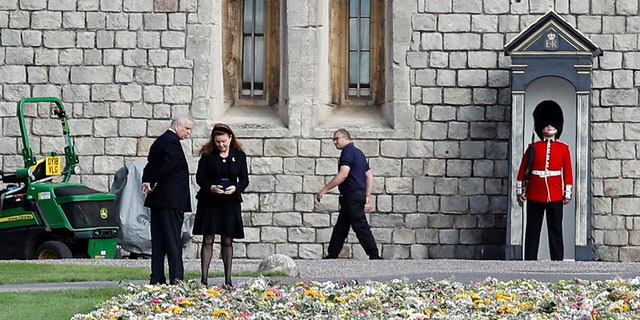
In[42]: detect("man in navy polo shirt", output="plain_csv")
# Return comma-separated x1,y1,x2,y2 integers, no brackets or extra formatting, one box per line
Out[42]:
316,129,382,260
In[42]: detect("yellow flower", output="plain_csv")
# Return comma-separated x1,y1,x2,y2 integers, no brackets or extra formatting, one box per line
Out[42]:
348,292,358,298
207,289,221,296
265,290,277,297
212,309,231,318
497,304,519,314
179,299,196,306
164,306,184,313
305,289,318,297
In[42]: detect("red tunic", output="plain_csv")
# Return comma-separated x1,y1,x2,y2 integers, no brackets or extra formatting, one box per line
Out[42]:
517,139,573,203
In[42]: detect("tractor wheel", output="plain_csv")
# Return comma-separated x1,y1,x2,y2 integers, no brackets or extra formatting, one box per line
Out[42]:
35,241,73,259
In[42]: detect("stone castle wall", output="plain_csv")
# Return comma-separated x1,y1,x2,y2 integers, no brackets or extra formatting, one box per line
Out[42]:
0,0,638,261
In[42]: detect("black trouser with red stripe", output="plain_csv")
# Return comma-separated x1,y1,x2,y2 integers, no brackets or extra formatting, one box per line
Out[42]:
524,200,564,261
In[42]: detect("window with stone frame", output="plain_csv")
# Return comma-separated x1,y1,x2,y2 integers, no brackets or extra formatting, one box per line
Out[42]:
223,0,280,107
330,0,385,107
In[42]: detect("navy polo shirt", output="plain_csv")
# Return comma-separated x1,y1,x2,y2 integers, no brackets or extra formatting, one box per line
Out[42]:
338,143,370,194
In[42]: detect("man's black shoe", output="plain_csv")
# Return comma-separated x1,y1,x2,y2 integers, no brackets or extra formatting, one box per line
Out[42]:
369,255,383,260
322,255,338,259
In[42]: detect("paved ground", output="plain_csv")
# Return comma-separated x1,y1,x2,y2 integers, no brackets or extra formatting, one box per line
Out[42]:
1,258,639,292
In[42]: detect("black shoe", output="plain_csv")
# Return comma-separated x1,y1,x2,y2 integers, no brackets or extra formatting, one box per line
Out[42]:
369,255,383,260
322,255,338,259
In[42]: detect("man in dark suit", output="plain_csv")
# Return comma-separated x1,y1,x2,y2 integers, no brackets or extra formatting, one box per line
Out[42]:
141,114,193,285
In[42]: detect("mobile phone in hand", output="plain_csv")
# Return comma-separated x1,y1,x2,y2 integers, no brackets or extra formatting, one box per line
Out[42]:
220,178,230,190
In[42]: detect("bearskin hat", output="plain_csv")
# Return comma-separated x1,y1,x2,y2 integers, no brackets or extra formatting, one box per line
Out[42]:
533,100,564,140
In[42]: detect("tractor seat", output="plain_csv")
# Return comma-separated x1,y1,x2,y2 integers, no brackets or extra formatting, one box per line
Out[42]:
31,160,47,181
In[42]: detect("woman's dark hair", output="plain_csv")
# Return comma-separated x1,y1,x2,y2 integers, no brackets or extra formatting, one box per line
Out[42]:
199,123,243,155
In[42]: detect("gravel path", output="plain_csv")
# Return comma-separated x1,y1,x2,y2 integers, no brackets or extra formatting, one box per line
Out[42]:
4,258,640,285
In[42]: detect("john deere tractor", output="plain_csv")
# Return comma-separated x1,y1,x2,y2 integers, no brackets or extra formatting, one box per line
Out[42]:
0,97,119,259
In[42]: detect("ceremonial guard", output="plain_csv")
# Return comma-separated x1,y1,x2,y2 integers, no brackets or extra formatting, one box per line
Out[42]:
516,100,573,261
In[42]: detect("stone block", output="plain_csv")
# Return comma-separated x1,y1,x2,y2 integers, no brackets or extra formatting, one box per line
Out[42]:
429,245,455,259
368,158,402,176
472,15,498,33
380,140,407,158
412,13,436,31
410,244,429,258
260,193,294,212
407,51,429,68
392,195,417,213
283,158,314,175
417,193,439,212
302,213,330,228
273,212,302,227
264,138,297,156
469,195,490,213
93,155,124,174
604,230,629,246
274,243,298,257
246,243,274,259
288,227,315,243
245,175,275,192
105,13,128,30
369,213,405,228
376,194,392,212
595,246,618,261
385,177,413,194
381,245,410,259
138,31,161,49
299,244,323,259
0,66,26,83
299,175,321,193
392,228,416,244
298,139,320,157
105,138,137,155
261,226,288,243
402,158,423,176
250,157,283,174
124,0,153,12
294,194,314,212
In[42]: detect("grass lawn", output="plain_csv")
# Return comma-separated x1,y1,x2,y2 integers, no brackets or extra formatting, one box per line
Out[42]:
0,287,124,319
0,262,151,284
0,262,283,319
0,262,276,284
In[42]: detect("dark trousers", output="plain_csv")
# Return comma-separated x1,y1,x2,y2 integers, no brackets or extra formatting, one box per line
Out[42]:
149,207,184,284
328,190,379,258
524,200,564,261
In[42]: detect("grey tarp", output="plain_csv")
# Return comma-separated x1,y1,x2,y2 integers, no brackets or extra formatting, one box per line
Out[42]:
110,161,196,257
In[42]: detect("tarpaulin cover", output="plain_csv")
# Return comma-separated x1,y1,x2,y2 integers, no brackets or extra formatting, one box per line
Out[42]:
111,161,196,257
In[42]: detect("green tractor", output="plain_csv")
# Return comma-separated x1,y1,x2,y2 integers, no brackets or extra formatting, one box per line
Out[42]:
0,97,119,259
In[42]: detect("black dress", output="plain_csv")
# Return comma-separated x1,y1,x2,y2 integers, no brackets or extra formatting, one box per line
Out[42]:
192,148,249,238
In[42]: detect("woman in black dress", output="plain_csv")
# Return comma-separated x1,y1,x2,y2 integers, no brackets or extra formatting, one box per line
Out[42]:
193,123,249,287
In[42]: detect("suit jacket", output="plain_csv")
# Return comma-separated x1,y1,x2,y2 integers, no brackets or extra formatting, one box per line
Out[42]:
195,147,249,202
517,139,572,203
142,130,192,211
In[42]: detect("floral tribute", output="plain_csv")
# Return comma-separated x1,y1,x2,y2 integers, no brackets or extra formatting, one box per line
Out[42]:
72,276,640,319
